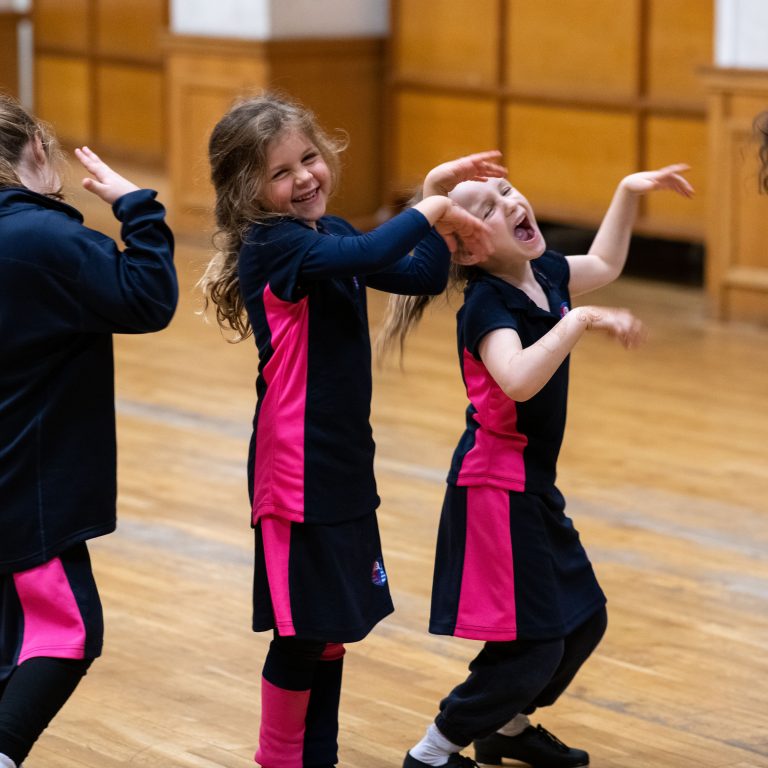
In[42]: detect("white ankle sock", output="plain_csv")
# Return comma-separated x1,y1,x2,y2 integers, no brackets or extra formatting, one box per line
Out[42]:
408,723,462,766
497,713,531,737
0,754,17,768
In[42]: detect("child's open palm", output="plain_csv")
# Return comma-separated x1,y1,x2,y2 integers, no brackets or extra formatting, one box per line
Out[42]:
620,164,694,198
424,151,507,196
75,146,140,204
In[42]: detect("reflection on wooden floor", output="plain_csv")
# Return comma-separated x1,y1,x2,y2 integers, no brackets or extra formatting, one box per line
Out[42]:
34,165,768,768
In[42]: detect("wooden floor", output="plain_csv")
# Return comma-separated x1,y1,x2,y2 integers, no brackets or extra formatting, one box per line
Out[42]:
33,163,768,768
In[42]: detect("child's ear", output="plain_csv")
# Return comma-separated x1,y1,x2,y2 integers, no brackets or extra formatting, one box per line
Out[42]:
31,133,48,167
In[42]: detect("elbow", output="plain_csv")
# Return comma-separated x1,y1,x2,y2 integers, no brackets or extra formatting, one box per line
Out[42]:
499,377,541,403
134,284,179,332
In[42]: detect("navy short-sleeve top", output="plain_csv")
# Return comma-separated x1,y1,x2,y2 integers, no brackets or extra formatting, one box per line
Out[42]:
447,250,572,493
238,209,449,526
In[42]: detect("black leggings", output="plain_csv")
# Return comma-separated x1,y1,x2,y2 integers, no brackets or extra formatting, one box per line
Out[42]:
436,607,608,746
0,657,93,764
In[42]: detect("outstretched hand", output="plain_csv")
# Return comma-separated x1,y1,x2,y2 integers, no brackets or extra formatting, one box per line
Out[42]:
620,164,694,198
424,150,507,197
75,146,140,204
577,306,647,349
434,200,493,258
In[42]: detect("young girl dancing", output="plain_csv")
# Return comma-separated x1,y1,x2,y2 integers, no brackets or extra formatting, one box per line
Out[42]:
379,164,693,768
200,92,502,768
0,93,177,767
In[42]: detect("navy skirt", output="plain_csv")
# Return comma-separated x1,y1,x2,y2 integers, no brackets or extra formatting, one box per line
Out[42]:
0,542,103,681
429,485,606,641
253,511,394,643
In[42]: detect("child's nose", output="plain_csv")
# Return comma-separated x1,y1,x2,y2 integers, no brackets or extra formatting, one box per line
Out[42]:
295,166,313,183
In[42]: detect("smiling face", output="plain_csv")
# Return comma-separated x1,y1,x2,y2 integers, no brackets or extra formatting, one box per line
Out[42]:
449,178,546,266
262,128,331,227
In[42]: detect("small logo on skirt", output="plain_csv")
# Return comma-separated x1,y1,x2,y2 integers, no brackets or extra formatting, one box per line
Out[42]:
559,301,570,317
371,557,388,586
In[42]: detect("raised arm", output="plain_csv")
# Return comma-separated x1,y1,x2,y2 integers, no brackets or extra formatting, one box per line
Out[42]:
479,306,645,402
566,164,693,297
75,146,140,203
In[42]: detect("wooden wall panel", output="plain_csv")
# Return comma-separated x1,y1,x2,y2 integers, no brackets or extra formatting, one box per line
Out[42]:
388,0,714,252
505,0,640,98
505,104,637,224
0,13,21,98
643,116,707,238
33,0,89,52
35,55,91,145
703,68,768,323
393,91,498,195
646,0,713,107
394,0,498,86
96,0,166,62
34,0,167,162
96,65,164,161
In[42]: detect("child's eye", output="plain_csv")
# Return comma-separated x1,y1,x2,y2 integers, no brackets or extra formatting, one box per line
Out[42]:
482,204,495,220
501,186,512,196
271,169,288,181
303,151,319,164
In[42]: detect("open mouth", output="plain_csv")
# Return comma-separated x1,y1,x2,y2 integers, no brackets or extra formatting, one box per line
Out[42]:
513,215,537,242
293,188,319,203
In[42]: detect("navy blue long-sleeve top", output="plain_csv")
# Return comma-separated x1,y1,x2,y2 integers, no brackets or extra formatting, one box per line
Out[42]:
239,209,449,526
0,187,177,573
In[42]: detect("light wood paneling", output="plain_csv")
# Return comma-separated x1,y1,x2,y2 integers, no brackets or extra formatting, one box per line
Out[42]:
33,0,89,53
393,91,498,195
394,0,498,87
35,55,91,145
505,0,640,99
34,0,167,161
95,0,166,62
643,115,707,238
504,103,637,224
95,64,164,161
0,12,22,98
389,0,713,248
646,0,713,107
703,67,768,324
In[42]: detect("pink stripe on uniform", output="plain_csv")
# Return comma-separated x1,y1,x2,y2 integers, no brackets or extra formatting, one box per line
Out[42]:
13,557,86,664
261,516,296,636
457,348,527,490
455,485,518,640
253,284,310,524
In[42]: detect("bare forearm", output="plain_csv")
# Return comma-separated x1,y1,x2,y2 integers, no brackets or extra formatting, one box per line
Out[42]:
587,184,639,277
492,311,591,401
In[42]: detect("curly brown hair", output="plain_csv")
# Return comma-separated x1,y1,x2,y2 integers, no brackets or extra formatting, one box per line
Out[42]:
199,91,347,340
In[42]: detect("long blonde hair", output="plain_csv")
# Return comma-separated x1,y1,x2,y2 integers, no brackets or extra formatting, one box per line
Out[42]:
375,261,477,361
0,92,64,196
199,91,346,340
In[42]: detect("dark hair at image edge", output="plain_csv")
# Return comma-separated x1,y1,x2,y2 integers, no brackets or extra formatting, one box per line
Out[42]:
756,110,768,194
